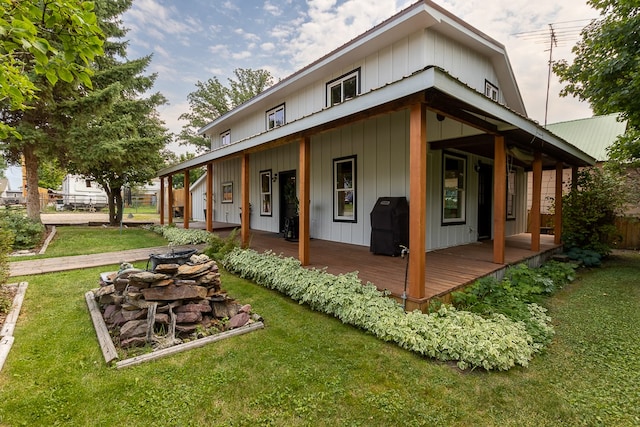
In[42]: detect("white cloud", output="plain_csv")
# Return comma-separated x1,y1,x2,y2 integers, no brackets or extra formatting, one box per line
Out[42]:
232,51,253,60
264,1,282,16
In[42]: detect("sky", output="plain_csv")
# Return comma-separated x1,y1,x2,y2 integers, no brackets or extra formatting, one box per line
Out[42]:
120,0,598,156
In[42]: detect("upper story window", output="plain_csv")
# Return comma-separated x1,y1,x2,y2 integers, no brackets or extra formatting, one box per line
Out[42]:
266,104,285,130
221,130,231,146
485,80,499,102
326,68,360,107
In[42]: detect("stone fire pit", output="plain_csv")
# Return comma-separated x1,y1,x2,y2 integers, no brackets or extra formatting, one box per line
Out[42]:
86,250,264,368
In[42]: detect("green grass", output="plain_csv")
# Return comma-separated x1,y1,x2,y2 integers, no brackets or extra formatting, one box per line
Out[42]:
1,251,639,426
24,226,169,259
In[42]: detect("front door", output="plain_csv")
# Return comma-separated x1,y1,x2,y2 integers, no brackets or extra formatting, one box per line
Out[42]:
279,170,297,236
477,163,493,240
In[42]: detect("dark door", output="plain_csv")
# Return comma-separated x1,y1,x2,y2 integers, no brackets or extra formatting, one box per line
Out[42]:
279,170,297,235
477,164,493,240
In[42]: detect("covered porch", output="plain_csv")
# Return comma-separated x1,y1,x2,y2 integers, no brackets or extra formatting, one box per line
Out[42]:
197,224,560,311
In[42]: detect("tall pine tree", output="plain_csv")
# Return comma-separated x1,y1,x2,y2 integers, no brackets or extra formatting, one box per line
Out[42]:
64,0,171,225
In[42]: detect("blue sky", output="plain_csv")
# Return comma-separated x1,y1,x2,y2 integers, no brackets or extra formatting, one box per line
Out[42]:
121,0,598,155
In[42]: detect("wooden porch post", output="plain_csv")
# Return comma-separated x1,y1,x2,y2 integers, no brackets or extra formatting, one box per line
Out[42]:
159,176,165,225
183,169,190,229
168,174,174,225
554,162,563,245
493,135,506,264
241,153,250,248
299,137,311,265
206,163,213,232
531,151,542,252
408,103,427,300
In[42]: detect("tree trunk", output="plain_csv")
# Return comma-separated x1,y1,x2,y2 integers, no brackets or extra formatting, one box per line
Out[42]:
106,186,123,226
23,144,41,222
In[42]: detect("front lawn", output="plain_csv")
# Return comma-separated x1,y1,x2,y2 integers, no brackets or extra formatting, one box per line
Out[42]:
0,251,638,426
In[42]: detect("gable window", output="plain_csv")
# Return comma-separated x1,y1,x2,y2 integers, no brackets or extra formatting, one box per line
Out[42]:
333,156,356,222
507,170,516,219
85,180,92,188
442,153,466,224
221,130,230,146
485,80,499,102
326,69,360,107
266,104,285,130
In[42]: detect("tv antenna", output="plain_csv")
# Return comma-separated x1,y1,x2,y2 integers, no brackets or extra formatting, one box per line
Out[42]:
513,19,593,126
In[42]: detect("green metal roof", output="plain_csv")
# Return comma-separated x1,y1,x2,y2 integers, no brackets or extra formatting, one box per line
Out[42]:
546,113,627,161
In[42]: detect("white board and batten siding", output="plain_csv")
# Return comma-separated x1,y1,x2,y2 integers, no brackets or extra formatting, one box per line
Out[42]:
211,27,501,149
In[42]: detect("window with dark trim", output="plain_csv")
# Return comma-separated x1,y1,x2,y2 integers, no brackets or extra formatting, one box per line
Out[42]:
485,80,499,102
326,69,360,107
333,156,356,222
259,169,272,216
221,130,230,146
266,104,285,130
442,153,466,224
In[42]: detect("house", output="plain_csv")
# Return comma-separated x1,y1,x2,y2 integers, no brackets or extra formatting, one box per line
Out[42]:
157,0,594,310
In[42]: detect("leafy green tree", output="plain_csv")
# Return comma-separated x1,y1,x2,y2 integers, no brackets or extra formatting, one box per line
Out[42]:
178,68,273,152
554,0,640,166
562,168,625,255
64,0,170,226
38,158,66,190
1,0,104,220
166,153,205,189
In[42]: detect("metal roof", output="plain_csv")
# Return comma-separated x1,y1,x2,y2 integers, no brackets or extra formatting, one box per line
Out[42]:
546,113,627,162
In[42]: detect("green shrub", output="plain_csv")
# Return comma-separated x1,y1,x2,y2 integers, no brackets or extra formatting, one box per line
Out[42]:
0,209,45,250
562,168,624,256
0,227,14,286
452,262,577,347
223,248,544,371
203,228,240,261
144,224,211,245
565,247,602,267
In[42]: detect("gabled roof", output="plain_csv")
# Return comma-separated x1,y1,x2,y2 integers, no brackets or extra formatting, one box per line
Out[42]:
546,114,627,162
197,0,525,137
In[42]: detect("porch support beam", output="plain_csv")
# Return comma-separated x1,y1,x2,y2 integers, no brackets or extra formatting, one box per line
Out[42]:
183,169,190,229
554,162,563,245
493,135,506,264
241,152,250,248
159,176,165,225
408,102,427,300
168,174,174,225
531,151,543,252
206,163,213,232
299,137,311,266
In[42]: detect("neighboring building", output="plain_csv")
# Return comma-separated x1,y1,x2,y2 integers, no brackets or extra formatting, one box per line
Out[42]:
61,175,108,210
527,113,628,214
158,0,594,306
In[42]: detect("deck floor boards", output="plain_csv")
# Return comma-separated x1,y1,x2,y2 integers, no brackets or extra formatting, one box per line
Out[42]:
202,222,560,303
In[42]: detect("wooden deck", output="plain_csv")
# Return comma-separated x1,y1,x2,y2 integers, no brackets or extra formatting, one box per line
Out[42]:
195,221,561,311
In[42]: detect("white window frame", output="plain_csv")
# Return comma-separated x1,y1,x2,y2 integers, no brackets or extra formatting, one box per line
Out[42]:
442,153,467,224
259,169,272,217
221,130,231,146
333,156,356,222
326,69,360,107
266,104,285,130
485,80,499,102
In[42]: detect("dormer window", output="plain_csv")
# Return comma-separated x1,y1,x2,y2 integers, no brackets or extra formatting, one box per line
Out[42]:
221,130,230,146
266,104,285,130
485,80,499,102
326,69,360,107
